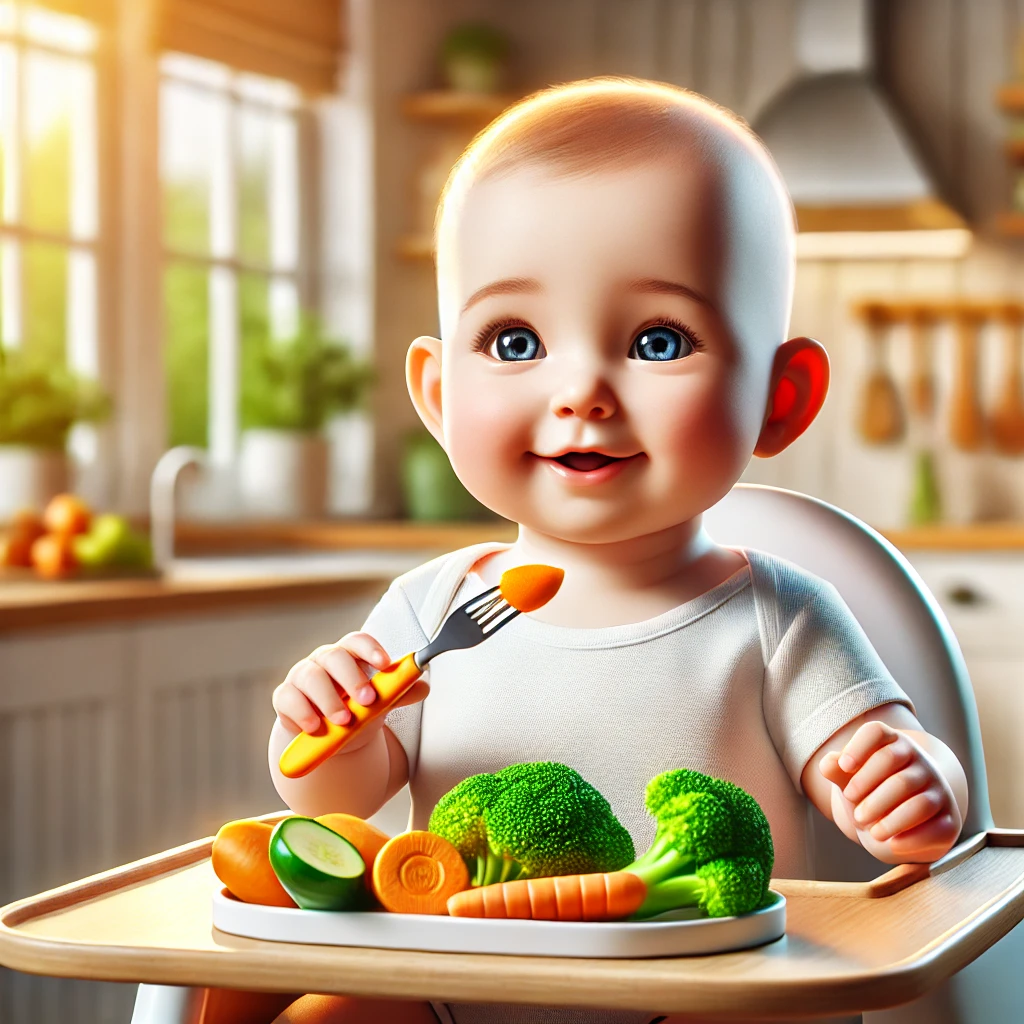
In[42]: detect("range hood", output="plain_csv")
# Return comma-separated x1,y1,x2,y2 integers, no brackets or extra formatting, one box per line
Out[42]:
754,0,971,259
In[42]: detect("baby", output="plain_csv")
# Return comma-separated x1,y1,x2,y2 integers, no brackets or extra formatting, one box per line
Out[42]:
263,78,968,1024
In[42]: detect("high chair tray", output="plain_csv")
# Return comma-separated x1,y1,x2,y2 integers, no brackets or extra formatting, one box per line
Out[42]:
2,829,1024,1019
211,888,786,958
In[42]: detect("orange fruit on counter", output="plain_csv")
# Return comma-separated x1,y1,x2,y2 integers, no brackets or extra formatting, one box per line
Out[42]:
9,509,45,544
30,533,78,579
42,494,91,537
0,533,34,568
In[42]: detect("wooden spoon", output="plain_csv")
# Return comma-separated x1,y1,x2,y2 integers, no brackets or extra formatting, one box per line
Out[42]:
857,305,905,445
907,308,937,422
949,309,987,451
989,305,1024,455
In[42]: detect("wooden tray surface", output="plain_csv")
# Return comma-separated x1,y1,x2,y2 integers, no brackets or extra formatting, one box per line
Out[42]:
1,830,1024,1018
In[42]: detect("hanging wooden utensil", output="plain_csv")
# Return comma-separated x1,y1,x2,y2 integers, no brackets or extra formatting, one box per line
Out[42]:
949,307,987,452
989,303,1024,455
907,307,937,422
856,304,905,444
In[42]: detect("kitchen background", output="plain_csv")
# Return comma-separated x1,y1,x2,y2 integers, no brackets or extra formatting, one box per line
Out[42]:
3,0,1024,1020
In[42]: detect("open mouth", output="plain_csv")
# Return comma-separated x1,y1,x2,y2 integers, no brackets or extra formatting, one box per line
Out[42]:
553,451,622,472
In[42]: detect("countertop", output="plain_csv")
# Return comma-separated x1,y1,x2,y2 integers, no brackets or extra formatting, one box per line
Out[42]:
3,519,1024,635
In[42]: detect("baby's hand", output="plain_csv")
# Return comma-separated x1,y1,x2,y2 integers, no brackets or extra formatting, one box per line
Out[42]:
272,632,429,749
818,720,961,864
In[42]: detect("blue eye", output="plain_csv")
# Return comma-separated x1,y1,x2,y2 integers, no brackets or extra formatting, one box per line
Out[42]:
492,326,545,361
629,326,694,361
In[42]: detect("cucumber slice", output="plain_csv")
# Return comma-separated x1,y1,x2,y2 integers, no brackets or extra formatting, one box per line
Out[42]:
269,817,366,911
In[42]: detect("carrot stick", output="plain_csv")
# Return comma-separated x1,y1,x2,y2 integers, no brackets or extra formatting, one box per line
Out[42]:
371,831,470,915
446,871,647,921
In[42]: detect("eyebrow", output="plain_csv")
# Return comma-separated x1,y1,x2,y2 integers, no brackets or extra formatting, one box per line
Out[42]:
628,277,716,311
460,277,543,315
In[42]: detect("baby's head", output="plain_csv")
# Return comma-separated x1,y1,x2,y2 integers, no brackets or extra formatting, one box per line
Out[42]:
408,78,828,544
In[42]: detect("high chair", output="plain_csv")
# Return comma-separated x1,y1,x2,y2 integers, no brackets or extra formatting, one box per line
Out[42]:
1,483,1023,1024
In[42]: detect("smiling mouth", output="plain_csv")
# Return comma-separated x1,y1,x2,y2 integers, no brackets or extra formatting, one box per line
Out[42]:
553,451,624,471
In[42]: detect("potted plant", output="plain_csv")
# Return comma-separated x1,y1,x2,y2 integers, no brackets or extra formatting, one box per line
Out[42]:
0,343,111,521
440,22,510,95
238,315,374,519
400,428,491,521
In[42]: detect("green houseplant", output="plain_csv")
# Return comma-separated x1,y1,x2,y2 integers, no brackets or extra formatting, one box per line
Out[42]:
238,315,374,519
0,342,111,519
440,22,510,94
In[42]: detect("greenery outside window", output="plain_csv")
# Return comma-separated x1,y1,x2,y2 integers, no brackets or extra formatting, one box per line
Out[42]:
0,0,101,462
160,52,307,460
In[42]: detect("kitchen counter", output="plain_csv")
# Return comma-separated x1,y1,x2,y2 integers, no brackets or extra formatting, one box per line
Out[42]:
5,519,1024,635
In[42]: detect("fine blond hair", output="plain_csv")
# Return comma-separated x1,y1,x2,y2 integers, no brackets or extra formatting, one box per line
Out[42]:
434,77,796,343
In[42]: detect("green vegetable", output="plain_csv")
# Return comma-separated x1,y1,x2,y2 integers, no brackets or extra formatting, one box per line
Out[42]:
428,761,635,887
624,769,774,919
268,817,367,911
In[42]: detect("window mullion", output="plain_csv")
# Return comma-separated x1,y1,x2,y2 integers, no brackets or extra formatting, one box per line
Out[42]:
207,86,238,466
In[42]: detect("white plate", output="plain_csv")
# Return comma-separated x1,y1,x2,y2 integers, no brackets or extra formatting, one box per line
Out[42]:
211,889,786,959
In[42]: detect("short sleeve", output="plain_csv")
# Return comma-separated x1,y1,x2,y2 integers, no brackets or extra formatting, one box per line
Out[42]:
359,583,431,771
750,552,916,790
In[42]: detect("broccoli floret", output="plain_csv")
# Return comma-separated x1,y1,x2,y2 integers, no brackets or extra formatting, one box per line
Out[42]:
625,769,774,919
428,761,635,887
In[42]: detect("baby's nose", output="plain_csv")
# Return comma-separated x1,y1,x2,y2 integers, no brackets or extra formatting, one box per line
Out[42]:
550,376,618,420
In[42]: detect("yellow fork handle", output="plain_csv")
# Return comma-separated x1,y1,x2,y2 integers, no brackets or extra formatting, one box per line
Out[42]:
278,652,422,779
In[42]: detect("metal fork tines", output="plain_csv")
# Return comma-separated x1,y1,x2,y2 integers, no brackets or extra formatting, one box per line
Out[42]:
414,585,521,668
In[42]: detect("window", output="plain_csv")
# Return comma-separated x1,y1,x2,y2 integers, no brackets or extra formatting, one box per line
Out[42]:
160,52,306,462
0,0,100,460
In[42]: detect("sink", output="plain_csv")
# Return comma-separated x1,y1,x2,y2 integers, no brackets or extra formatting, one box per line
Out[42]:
164,549,433,582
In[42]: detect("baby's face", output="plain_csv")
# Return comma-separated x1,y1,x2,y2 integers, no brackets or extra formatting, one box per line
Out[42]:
437,160,782,543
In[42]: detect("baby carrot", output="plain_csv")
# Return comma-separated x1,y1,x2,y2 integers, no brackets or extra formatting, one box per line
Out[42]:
446,871,647,921
371,831,470,915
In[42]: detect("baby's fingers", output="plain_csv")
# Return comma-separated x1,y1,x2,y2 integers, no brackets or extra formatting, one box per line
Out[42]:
868,786,948,842
837,720,900,776
843,735,916,804
287,659,351,727
273,670,333,734
851,762,931,828
887,811,961,863
390,680,430,709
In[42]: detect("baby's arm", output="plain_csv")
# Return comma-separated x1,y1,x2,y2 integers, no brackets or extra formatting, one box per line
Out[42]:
268,631,427,818
801,701,968,865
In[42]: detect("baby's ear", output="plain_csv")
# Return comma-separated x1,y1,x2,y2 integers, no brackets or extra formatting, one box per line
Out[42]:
753,337,830,458
406,335,445,445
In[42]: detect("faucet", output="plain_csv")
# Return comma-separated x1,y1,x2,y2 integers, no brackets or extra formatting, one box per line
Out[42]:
150,446,208,571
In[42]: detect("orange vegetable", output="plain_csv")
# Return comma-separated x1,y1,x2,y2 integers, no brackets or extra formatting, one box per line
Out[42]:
212,819,296,908
446,871,647,921
371,830,469,915
42,494,91,537
315,813,390,887
30,533,78,578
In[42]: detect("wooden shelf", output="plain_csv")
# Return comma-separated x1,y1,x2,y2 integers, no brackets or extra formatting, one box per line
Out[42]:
997,83,1024,113
396,234,434,261
400,91,516,123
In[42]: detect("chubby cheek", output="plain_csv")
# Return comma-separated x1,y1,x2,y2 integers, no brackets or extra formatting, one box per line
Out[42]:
442,373,537,511
644,379,758,501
